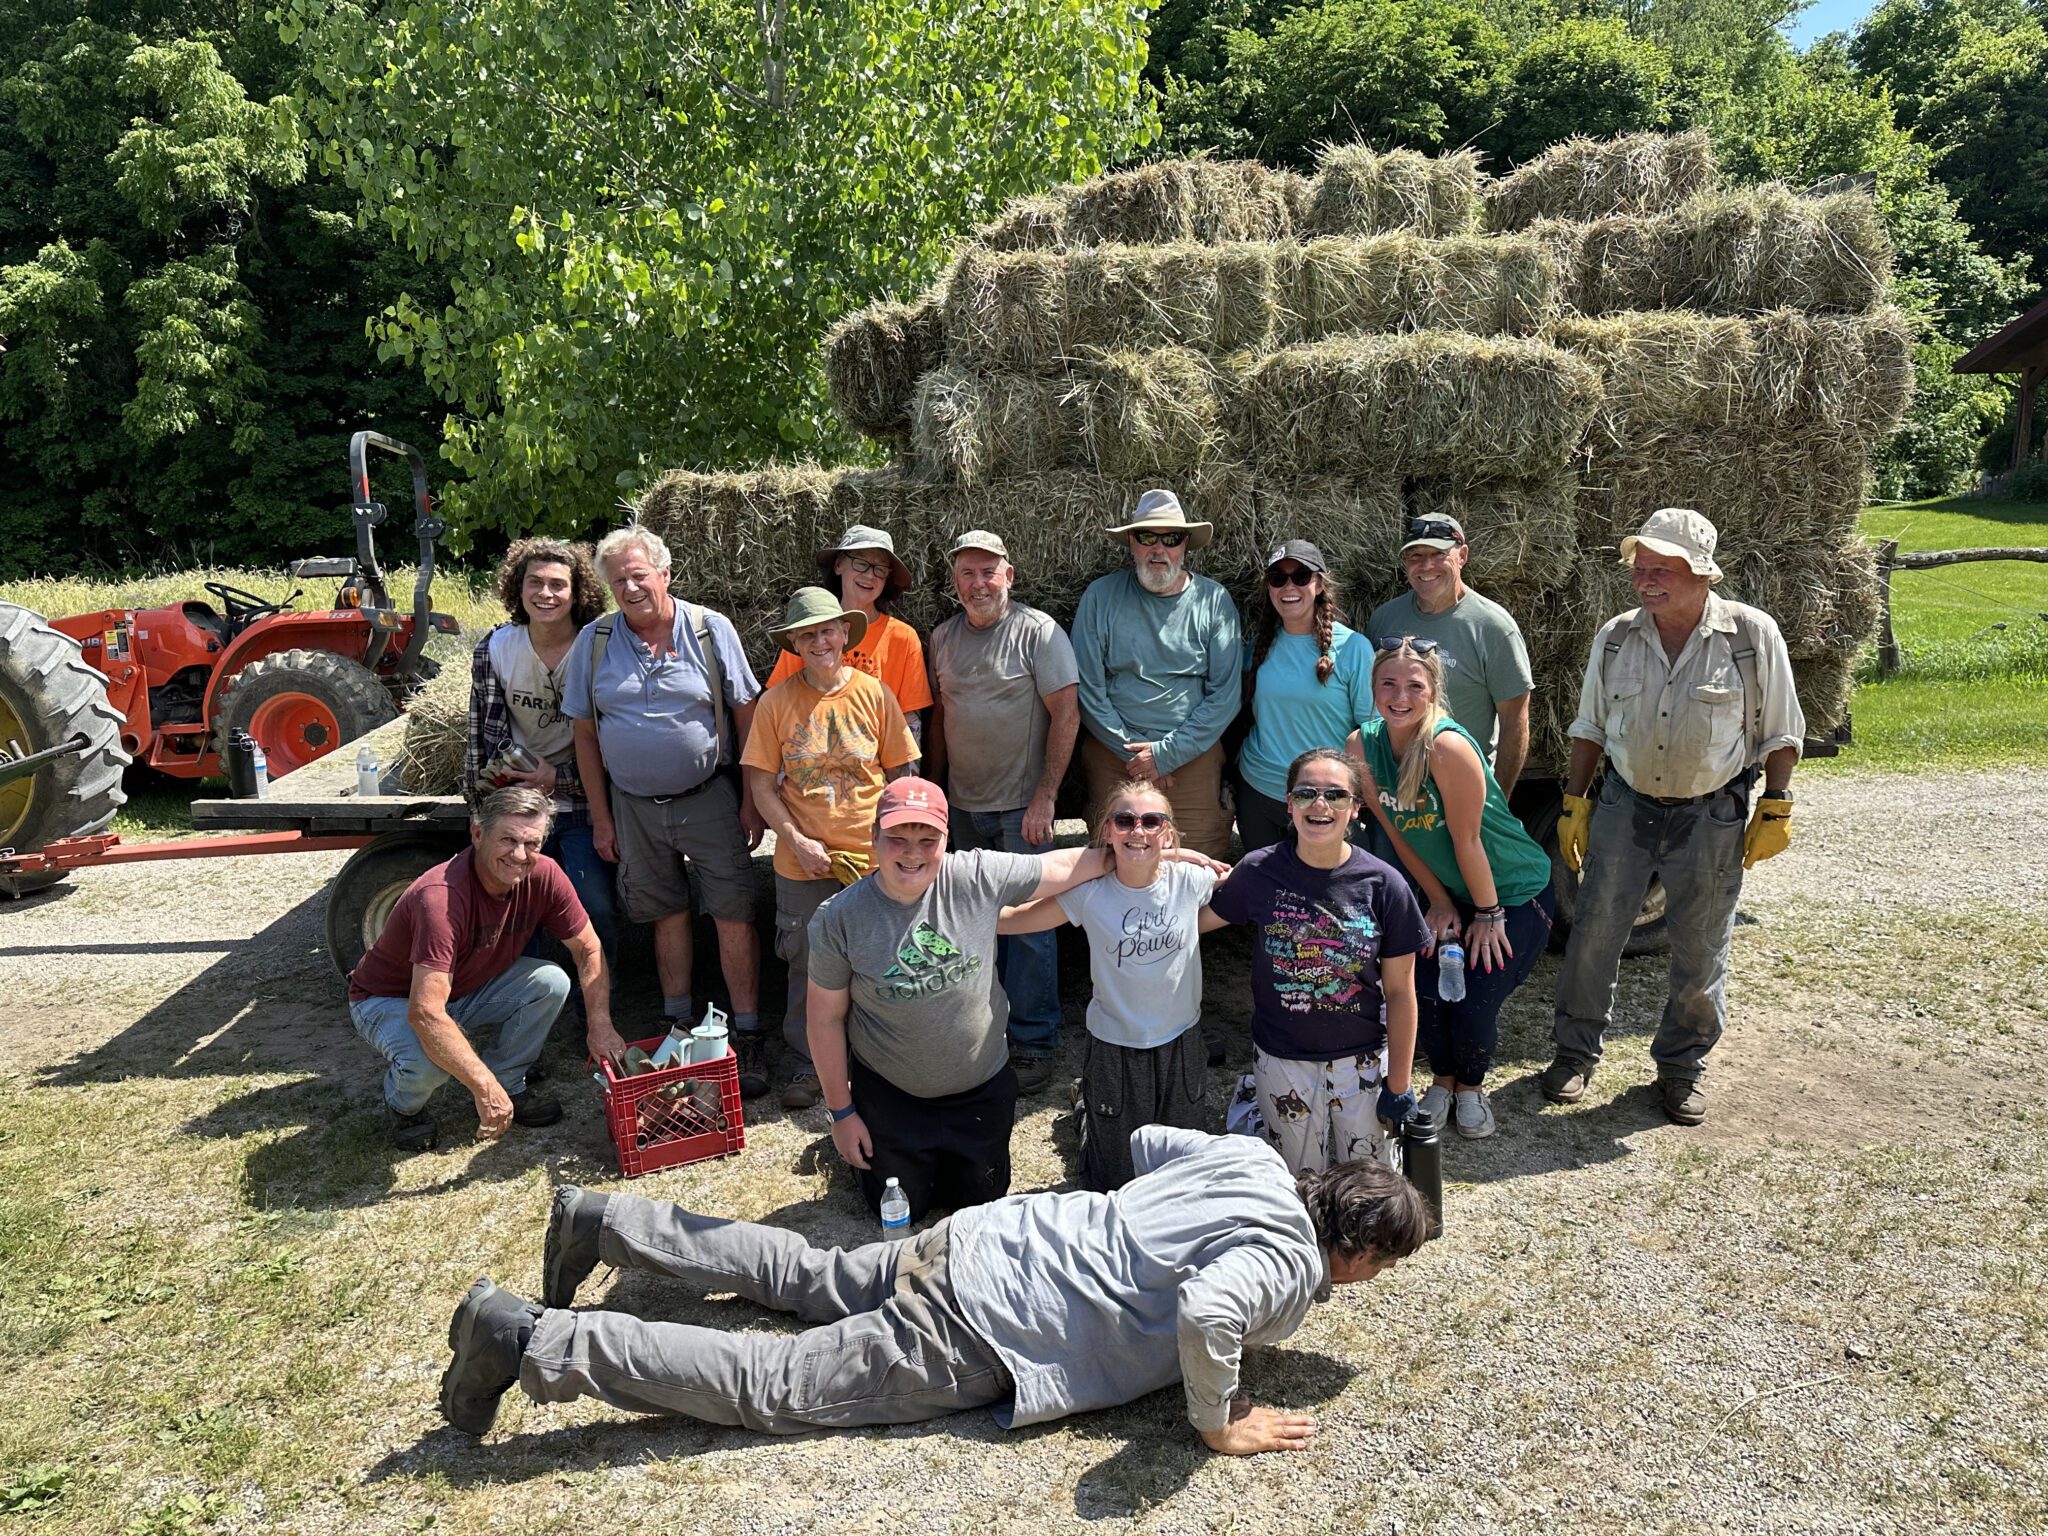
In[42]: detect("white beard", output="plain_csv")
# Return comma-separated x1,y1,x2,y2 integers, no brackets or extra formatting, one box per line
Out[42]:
1135,560,1184,595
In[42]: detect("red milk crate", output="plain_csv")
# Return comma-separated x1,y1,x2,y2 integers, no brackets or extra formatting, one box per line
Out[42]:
598,1036,746,1178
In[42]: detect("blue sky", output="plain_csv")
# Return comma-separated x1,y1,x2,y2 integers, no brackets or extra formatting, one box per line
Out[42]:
1785,0,1878,46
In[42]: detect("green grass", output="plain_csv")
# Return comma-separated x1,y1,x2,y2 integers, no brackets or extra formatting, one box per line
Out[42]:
1824,496,2048,774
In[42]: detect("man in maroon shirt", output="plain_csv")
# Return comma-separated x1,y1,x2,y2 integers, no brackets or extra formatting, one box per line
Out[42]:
349,787,625,1151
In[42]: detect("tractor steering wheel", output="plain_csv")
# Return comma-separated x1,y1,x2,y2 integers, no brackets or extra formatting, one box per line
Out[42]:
204,581,287,624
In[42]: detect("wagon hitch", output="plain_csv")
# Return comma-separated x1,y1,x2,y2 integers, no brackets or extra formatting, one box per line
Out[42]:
0,733,89,791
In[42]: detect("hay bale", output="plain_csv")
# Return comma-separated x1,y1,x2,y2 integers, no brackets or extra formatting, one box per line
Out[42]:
1249,478,1410,606
1577,430,1871,551
1792,654,1859,736
1411,470,1581,592
910,367,1079,484
974,191,1071,252
397,662,471,796
1571,183,1893,317
1239,332,1604,479
1065,158,1304,246
945,247,1068,372
1486,130,1719,231
1305,146,1484,239
823,295,947,444
1076,348,1230,482
1064,245,1226,357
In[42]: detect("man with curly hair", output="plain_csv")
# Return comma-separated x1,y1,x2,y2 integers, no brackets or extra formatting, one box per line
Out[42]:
467,539,621,980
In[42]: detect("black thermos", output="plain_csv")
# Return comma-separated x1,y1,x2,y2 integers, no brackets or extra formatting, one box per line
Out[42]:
225,731,260,799
1401,1110,1444,1241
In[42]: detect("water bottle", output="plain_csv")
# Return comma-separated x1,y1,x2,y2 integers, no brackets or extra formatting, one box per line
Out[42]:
355,744,380,797
1437,937,1466,1002
249,739,269,798
648,1018,694,1070
225,731,260,799
1400,1112,1444,1241
879,1178,911,1237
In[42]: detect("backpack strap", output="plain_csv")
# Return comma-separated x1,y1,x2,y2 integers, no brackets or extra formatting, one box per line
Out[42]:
1724,607,1766,763
683,602,728,764
587,617,615,723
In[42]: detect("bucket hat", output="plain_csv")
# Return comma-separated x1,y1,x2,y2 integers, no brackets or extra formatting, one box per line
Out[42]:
817,524,914,594
1104,488,1213,550
1620,507,1723,583
768,586,870,653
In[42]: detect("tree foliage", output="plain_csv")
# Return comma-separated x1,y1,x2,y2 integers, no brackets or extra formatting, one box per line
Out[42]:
284,0,1157,542
1494,15,1675,164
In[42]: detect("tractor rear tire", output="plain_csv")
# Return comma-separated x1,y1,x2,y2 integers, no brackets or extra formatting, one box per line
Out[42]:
0,602,130,897
326,832,461,977
213,649,396,780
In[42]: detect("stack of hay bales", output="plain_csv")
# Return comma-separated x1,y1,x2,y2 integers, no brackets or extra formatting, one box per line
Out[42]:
592,133,1910,782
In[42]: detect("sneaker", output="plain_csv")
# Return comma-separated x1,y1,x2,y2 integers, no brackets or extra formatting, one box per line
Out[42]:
1453,1087,1496,1139
1416,1084,1453,1128
1659,1078,1706,1126
542,1185,610,1309
509,1088,562,1128
385,1104,438,1153
1012,1054,1056,1095
733,1031,770,1099
1539,1057,1592,1104
439,1277,541,1436
780,1072,823,1111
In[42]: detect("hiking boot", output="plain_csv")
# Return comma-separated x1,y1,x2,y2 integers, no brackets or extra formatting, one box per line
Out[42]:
1659,1078,1707,1126
780,1071,823,1111
1204,1028,1226,1068
509,1088,562,1128
386,1104,438,1153
1416,1083,1453,1128
542,1185,610,1309
1539,1057,1592,1104
733,1031,770,1099
1454,1087,1497,1140
440,1278,541,1435
1012,1054,1056,1095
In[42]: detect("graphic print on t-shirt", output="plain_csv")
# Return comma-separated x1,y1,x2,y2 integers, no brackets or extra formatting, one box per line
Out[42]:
1112,897,1186,969
1260,894,1380,1013
783,703,880,807
879,921,980,1000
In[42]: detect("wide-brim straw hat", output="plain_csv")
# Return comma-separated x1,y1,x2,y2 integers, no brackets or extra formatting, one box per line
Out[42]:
816,524,914,594
1620,506,1723,583
1104,487,1213,551
769,586,870,652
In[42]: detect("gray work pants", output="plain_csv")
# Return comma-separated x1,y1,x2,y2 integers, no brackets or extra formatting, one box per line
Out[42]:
519,1197,1011,1432
771,874,838,1073
1551,772,1748,1083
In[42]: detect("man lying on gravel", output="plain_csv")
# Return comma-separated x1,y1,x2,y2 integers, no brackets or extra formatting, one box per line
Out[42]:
438,1126,1430,1452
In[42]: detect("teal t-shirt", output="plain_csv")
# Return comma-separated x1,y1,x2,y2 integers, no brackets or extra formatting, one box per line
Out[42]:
1237,623,1377,800
1359,716,1551,906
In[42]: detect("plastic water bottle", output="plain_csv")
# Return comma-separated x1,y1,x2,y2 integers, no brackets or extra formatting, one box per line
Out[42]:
1437,937,1466,1002
879,1178,911,1237
249,740,269,799
648,1019,694,1070
355,744,380,797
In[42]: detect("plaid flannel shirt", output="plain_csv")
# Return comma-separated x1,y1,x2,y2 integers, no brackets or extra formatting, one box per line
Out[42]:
466,627,586,808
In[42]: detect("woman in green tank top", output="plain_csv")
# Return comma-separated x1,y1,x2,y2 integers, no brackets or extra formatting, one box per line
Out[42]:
1358,638,1557,1140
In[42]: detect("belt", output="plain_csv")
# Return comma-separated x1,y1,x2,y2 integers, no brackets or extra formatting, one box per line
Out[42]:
648,775,720,805
1621,765,1758,807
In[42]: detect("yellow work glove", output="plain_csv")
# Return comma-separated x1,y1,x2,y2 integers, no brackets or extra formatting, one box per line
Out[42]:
828,849,872,887
1743,795,1793,869
1558,793,1593,873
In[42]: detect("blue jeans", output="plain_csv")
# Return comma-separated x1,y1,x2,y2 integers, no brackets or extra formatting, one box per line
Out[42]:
1413,881,1556,1087
1552,774,1748,1083
948,805,1059,1057
350,956,571,1114
526,809,619,1018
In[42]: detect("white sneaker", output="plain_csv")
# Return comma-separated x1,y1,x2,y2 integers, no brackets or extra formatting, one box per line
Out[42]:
1454,1088,1496,1139
1417,1084,1453,1127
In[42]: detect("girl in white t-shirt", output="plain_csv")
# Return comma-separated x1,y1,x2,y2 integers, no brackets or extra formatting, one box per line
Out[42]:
998,780,1223,1190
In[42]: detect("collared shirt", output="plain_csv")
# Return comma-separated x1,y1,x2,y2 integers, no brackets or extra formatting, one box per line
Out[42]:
1069,569,1241,774
1569,591,1804,799
559,602,760,799
948,1126,1328,1432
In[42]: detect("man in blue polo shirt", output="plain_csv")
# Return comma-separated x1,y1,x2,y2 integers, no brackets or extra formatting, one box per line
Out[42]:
563,526,770,1091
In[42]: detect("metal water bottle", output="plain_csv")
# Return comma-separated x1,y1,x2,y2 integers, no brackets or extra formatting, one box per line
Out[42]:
1401,1111,1444,1241
224,731,260,799
879,1177,911,1237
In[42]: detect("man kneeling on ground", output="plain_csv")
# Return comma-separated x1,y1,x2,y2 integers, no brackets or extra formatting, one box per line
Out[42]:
438,1126,1430,1450
347,786,625,1151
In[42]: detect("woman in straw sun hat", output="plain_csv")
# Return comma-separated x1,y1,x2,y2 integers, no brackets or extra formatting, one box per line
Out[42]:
742,586,919,1113
765,524,934,743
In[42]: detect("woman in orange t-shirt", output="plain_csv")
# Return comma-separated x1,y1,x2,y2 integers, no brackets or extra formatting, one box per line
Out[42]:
765,524,934,741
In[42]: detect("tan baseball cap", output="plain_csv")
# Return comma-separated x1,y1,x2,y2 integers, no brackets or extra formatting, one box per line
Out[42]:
949,529,1010,560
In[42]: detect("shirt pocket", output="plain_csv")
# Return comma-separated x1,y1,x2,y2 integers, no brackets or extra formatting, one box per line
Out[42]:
1682,675,1745,762
1603,657,1647,743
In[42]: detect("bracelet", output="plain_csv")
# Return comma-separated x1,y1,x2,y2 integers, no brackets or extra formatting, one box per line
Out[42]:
828,1101,859,1123
1471,906,1506,923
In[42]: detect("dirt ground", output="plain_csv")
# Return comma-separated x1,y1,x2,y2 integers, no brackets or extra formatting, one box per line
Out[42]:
1,768,2044,1534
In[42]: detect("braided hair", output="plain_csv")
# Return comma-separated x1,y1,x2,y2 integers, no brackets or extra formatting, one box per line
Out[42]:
1249,568,1347,686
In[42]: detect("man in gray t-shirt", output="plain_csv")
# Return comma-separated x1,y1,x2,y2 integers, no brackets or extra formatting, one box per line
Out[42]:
1366,514,1534,790
805,777,1120,1220
924,530,1081,1088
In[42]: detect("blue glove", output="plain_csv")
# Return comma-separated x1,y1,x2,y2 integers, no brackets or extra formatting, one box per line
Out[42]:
1376,1085,1416,1130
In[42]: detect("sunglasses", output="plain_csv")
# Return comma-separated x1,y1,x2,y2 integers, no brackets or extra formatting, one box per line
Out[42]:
1131,530,1188,548
1110,810,1173,833
1406,519,1465,544
1375,634,1441,656
838,554,891,578
1287,785,1355,807
1266,566,1317,588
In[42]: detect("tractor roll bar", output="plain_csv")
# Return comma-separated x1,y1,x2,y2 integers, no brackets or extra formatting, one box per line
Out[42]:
348,430,445,682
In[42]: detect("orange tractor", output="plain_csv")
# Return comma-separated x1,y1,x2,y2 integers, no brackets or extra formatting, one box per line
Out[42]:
2,432,456,888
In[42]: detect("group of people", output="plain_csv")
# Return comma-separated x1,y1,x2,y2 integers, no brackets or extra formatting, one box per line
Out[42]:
334,487,1807,1448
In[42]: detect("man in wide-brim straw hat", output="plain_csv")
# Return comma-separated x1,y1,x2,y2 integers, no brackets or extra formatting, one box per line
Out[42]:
1542,507,1805,1127
1070,488,1241,859
764,524,934,740
742,586,918,1112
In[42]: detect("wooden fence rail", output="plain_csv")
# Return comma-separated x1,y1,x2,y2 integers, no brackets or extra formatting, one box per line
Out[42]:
1874,539,2048,675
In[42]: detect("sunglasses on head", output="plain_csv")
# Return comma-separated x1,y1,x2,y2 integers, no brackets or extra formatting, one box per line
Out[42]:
1287,784,1355,807
1375,634,1441,656
1110,810,1173,833
1266,566,1317,588
1406,519,1464,545
1131,530,1187,548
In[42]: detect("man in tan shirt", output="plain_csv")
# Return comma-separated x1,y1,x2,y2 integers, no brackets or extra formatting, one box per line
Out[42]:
1541,509,1804,1125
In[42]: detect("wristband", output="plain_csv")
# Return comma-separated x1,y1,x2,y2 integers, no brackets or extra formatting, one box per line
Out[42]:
828,1101,859,1123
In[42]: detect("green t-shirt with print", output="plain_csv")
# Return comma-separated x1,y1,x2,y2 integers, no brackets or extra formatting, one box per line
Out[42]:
1360,717,1552,906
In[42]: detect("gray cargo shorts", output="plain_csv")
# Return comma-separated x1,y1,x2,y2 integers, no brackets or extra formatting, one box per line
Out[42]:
611,773,757,924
